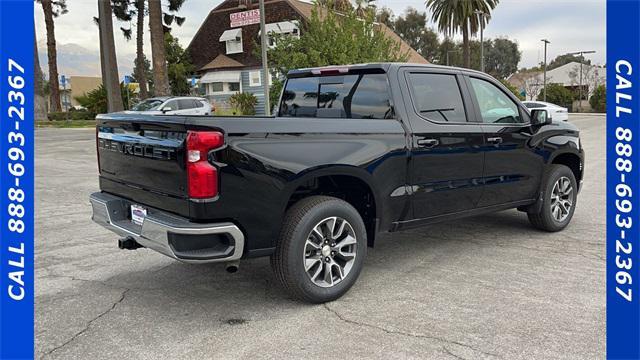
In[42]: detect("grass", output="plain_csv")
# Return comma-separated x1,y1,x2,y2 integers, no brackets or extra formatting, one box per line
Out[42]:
36,120,96,128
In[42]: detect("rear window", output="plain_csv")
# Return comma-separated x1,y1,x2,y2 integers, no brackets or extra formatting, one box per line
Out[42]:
279,74,393,119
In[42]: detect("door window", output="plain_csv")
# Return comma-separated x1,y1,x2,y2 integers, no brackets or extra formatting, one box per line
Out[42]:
163,100,178,111
408,73,467,123
469,78,523,124
178,99,195,110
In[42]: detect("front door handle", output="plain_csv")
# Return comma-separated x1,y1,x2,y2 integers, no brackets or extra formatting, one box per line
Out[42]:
487,137,503,145
417,138,439,148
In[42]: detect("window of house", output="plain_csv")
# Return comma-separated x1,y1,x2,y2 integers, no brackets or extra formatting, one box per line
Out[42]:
220,29,243,54
249,71,262,87
229,82,241,92
210,82,223,93
408,73,467,123
263,21,300,49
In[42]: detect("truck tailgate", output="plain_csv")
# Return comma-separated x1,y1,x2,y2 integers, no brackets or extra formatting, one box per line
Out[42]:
97,114,188,201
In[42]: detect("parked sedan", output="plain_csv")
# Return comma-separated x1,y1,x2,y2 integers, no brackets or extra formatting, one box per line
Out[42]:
127,96,212,115
522,101,569,122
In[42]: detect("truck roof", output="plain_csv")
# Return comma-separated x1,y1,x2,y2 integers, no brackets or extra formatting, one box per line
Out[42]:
287,63,487,78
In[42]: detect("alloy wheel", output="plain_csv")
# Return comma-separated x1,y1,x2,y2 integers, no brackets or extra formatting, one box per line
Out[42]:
551,176,573,222
303,217,357,288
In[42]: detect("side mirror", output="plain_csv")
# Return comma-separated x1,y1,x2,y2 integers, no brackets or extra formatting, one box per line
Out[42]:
531,109,552,125
161,106,173,113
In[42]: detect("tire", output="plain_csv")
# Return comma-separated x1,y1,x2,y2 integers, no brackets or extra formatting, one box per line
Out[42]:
528,164,578,232
271,196,367,303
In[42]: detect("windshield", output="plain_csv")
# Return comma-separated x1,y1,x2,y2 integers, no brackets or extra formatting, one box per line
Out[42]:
131,99,164,111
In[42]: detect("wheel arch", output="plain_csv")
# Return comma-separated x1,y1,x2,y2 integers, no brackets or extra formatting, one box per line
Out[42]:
281,166,381,247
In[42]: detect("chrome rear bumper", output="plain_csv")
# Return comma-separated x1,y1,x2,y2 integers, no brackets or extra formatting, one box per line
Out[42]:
90,192,244,263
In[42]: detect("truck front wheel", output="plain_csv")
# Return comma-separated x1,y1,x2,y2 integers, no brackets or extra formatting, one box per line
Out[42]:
271,196,367,303
528,164,578,232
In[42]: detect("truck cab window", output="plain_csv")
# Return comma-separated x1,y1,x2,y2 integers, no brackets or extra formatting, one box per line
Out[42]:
408,73,467,123
279,74,393,119
469,77,523,124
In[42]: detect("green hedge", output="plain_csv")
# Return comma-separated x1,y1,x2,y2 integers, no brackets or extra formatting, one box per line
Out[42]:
47,110,96,121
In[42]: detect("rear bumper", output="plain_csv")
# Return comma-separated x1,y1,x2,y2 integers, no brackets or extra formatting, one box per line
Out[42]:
90,192,244,263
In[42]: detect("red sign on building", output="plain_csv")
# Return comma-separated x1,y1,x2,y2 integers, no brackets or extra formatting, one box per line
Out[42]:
230,9,261,27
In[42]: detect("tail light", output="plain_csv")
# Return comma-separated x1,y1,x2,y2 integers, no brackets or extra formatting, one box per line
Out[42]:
186,131,224,199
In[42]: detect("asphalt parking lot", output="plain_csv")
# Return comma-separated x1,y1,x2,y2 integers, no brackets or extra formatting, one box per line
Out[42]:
36,114,605,359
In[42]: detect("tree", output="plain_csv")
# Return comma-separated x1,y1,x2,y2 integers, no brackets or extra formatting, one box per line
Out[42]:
98,0,124,112
568,63,605,100
75,83,135,114
538,83,573,109
393,8,440,63
484,37,521,79
148,0,170,96
38,0,67,112
427,0,498,69
134,0,149,98
376,6,394,28
522,72,545,101
229,92,258,115
129,54,154,94
164,33,194,95
34,22,48,120
589,85,606,112
268,2,408,77
500,79,524,100
548,53,591,71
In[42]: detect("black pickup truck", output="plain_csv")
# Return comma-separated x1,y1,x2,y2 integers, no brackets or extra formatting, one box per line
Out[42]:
90,63,584,303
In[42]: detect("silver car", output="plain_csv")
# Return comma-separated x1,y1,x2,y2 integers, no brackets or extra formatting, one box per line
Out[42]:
126,96,212,116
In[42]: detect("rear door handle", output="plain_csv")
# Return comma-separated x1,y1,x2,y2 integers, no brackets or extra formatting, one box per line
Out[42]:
487,137,503,145
417,138,439,148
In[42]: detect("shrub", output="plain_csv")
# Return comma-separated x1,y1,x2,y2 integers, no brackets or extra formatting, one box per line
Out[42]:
229,92,258,115
589,85,606,113
47,110,96,121
537,83,573,110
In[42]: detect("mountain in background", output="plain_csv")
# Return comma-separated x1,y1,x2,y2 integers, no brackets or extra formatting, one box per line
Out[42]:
37,39,133,81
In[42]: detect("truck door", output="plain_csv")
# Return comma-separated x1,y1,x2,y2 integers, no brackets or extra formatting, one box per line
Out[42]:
464,75,543,206
401,69,485,219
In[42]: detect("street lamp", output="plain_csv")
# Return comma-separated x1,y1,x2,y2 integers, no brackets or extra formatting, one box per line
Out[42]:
259,0,270,115
541,39,550,102
474,10,489,73
568,50,596,112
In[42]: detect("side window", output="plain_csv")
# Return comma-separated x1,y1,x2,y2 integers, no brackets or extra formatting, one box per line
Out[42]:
408,73,467,123
279,74,393,119
163,100,178,111
469,77,523,124
178,99,195,110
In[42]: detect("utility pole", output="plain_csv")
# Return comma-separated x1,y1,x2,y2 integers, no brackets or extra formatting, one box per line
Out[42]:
474,10,488,73
259,0,271,115
541,39,550,102
568,50,596,112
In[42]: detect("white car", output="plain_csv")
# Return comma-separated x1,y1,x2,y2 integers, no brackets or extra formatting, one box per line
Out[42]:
522,101,569,122
127,96,212,116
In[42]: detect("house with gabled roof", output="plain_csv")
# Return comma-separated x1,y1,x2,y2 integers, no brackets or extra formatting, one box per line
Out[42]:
186,0,427,114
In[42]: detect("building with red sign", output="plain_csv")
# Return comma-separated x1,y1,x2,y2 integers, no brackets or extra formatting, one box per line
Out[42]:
186,0,428,115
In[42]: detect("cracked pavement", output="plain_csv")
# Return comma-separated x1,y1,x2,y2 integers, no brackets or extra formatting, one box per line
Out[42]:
36,115,605,359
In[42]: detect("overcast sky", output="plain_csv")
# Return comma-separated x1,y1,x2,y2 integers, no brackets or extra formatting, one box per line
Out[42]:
35,0,606,78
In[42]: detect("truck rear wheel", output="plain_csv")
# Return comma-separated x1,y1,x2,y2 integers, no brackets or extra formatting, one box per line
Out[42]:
271,196,367,303
528,164,577,232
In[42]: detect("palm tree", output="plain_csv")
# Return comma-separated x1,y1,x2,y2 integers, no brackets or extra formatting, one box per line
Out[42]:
97,0,124,112
148,0,170,96
38,0,67,112
426,0,498,69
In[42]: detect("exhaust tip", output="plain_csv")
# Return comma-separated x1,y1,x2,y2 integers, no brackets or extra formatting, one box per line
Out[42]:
118,236,142,250
225,261,240,273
